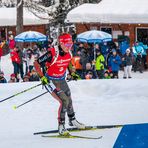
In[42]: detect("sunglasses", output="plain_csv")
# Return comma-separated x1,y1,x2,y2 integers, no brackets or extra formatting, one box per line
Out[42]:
64,43,73,48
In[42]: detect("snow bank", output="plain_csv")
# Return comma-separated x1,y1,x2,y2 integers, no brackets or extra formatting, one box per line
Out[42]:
0,79,148,148
0,8,49,26
67,0,148,23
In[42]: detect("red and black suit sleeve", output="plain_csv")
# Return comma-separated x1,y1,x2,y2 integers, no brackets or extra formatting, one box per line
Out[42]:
34,50,53,77
37,50,53,66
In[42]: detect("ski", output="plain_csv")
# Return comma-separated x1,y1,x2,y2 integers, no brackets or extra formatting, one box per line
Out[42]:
42,134,102,139
34,124,122,135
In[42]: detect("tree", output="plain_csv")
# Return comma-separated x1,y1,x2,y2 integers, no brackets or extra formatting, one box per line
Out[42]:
0,0,101,23
16,0,23,48
1,0,102,37
16,0,23,35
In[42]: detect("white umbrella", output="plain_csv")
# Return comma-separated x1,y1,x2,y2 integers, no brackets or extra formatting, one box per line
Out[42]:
77,30,112,60
77,30,112,43
15,31,47,42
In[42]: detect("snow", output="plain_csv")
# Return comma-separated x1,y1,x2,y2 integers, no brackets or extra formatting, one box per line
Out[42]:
0,8,49,26
66,0,148,24
1,55,148,148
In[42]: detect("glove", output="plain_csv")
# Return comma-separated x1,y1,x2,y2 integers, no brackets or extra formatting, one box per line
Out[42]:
71,72,80,80
41,76,49,85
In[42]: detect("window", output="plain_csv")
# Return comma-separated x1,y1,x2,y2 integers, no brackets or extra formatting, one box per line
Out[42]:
136,28,148,45
100,27,112,35
0,28,6,40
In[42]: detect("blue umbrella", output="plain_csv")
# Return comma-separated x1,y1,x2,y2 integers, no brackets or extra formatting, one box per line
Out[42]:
15,31,47,42
77,30,112,60
77,30,112,43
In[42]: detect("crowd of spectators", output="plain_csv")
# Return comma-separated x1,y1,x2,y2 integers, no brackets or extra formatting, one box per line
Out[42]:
68,39,148,81
0,33,148,83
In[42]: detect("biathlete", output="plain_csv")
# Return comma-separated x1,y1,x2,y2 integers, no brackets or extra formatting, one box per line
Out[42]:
34,33,85,135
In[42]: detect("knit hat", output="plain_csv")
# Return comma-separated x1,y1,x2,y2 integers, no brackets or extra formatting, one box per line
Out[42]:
112,49,116,53
59,33,73,48
10,73,15,77
126,48,130,53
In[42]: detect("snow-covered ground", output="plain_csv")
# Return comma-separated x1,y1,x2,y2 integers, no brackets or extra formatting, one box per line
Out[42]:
0,55,148,148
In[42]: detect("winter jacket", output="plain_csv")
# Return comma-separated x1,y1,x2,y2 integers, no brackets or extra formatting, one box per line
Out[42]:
132,45,144,56
108,55,121,72
0,77,7,83
27,54,36,66
0,47,2,57
0,41,5,57
71,56,82,70
9,39,15,50
95,54,105,70
29,74,40,81
10,50,21,64
80,49,90,69
122,54,133,66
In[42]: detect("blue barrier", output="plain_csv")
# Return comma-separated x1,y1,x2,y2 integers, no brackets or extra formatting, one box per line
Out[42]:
113,123,148,148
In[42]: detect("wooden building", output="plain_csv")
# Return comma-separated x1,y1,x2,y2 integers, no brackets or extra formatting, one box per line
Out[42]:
0,8,49,40
67,0,148,47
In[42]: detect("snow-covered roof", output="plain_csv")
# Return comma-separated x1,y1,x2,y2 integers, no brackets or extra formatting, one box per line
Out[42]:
66,0,148,24
0,8,49,26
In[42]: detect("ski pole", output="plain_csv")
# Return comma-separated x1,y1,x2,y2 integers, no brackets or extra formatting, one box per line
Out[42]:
0,83,42,103
13,91,48,109
13,82,56,109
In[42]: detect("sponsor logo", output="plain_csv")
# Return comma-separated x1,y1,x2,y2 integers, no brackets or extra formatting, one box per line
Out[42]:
56,58,71,64
59,67,64,72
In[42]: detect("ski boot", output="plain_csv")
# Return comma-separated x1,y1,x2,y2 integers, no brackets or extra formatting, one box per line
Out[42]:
58,123,69,136
68,114,85,129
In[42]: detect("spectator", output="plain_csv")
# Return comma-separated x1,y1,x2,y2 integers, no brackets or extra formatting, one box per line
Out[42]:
10,46,21,81
40,48,47,56
0,41,3,70
94,44,100,58
108,49,121,78
32,44,40,58
26,49,36,73
23,44,30,75
83,63,97,79
85,71,94,80
122,48,133,78
8,73,17,83
100,42,110,59
71,50,83,77
104,71,111,79
0,71,7,83
77,43,85,52
29,69,40,82
67,66,81,81
132,41,144,57
8,35,15,51
17,47,24,79
138,42,148,70
109,71,114,79
95,49,105,79
133,52,143,73
80,48,90,71
0,40,5,70
72,40,78,56
23,75,30,82
132,41,145,72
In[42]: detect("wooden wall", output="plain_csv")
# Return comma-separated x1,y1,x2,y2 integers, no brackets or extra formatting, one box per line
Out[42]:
76,23,148,47
5,24,47,37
